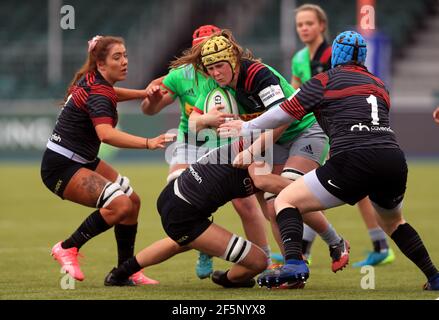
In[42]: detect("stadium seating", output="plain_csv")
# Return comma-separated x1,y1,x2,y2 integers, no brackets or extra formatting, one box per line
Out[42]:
0,0,435,100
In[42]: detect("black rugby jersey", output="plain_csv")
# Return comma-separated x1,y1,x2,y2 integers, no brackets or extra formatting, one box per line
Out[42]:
50,71,118,161
310,40,332,77
176,138,257,212
280,64,399,156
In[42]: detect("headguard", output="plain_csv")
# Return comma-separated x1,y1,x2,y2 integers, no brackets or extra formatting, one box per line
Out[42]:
331,31,367,68
192,25,221,46
201,35,237,73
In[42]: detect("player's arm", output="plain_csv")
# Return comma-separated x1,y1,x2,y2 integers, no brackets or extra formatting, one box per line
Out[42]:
95,124,175,149
113,87,146,102
140,76,174,115
113,76,165,102
232,124,289,169
248,162,292,195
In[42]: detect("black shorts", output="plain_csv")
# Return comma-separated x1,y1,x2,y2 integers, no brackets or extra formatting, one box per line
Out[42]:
315,148,407,208
40,149,100,199
156,181,213,246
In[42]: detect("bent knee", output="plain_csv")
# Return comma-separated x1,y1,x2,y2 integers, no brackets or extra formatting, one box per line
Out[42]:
107,195,134,222
130,192,141,213
252,251,269,273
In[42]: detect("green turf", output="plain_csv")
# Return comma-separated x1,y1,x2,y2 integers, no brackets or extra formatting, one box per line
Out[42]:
1,162,439,300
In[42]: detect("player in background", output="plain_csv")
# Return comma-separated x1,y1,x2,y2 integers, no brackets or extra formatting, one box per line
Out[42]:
41,35,175,284
220,31,439,291
140,25,270,280
290,3,395,268
175,30,350,273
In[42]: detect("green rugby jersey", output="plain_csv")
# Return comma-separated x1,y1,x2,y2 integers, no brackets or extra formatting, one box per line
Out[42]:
162,64,215,142
291,41,332,85
291,47,311,85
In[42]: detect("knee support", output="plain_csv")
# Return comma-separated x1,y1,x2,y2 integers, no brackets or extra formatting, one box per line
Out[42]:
116,174,133,196
263,167,304,201
166,168,185,183
220,234,252,263
96,182,125,208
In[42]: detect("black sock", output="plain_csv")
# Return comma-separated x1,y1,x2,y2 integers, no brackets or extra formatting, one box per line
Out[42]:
276,207,303,261
220,270,235,285
302,240,312,256
114,223,138,266
391,223,438,279
62,210,111,250
372,239,389,253
113,256,142,280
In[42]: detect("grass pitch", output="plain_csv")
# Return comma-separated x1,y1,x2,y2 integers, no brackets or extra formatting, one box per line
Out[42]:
1,162,439,300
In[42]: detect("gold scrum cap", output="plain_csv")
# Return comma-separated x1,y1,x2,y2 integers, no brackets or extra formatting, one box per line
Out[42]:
201,35,237,72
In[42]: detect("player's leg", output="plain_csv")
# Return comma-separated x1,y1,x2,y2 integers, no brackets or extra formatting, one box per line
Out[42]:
372,202,439,290
258,174,328,288
258,162,349,288
369,149,439,290
95,160,157,284
352,197,395,267
191,223,268,288
282,157,319,264
104,237,189,286
232,195,271,265
46,158,131,281
275,124,347,270
259,164,285,264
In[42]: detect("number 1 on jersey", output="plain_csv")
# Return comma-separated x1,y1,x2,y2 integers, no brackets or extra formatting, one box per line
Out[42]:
366,94,379,125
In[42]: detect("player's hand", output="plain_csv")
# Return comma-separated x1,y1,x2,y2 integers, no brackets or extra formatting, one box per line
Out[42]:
143,76,164,97
218,119,244,138
141,85,165,109
232,149,253,169
147,133,176,149
204,105,235,128
433,107,439,124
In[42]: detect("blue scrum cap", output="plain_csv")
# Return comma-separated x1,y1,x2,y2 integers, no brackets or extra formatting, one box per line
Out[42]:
331,31,367,68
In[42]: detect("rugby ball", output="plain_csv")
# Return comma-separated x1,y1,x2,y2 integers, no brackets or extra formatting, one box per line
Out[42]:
204,87,239,115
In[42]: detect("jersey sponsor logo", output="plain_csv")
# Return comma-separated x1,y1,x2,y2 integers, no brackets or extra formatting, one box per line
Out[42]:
350,123,370,131
54,179,63,194
370,126,394,133
258,85,285,107
327,180,341,189
350,123,394,133
189,165,203,184
300,144,314,155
